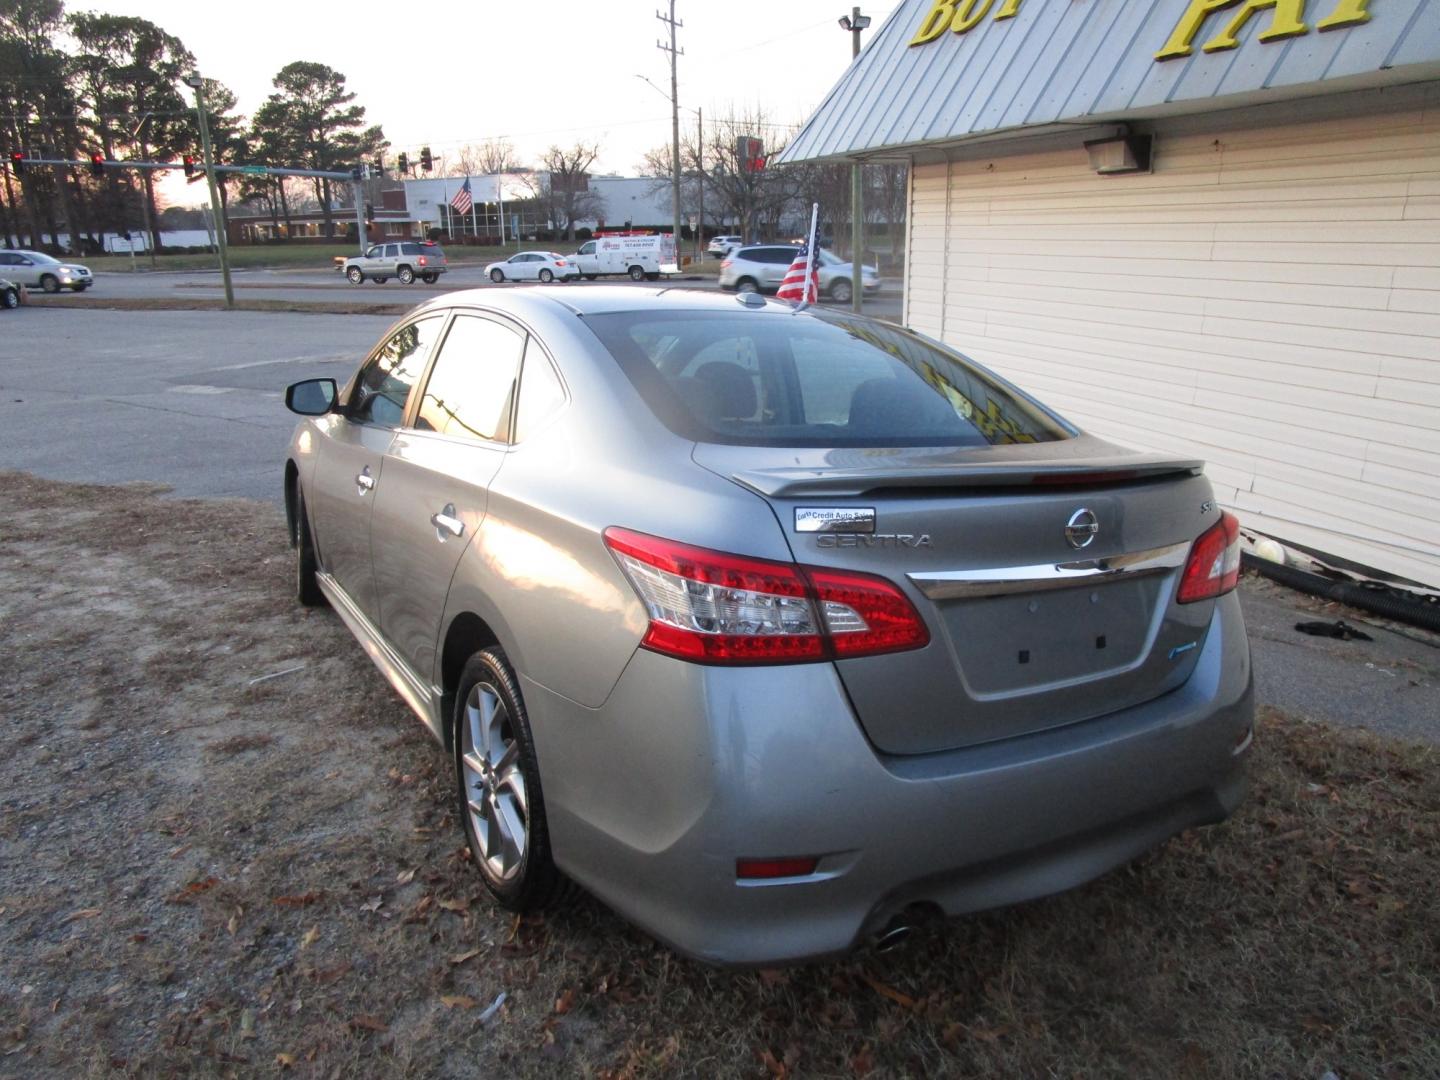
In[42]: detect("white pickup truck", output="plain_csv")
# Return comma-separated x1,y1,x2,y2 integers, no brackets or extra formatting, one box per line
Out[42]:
570,234,679,281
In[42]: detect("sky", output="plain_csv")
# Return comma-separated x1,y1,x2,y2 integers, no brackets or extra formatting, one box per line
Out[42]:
73,0,905,208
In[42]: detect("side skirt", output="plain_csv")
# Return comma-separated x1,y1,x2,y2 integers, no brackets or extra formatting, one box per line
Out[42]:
316,571,446,745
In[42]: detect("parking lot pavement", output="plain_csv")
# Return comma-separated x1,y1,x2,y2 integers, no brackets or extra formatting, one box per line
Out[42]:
0,308,390,501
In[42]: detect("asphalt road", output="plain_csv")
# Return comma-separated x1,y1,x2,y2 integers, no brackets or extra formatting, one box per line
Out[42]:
24,262,907,322
1,305,1434,743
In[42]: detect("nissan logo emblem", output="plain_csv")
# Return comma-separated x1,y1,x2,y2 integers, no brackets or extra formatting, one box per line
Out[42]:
1065,508,1099,550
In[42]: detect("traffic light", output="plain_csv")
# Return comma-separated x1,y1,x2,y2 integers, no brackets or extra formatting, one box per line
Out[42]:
420,146,432,172
397,152,408,175
364,202,374,219
182,154,197,179
372,157,384,179
89,152,105,177
8,151,24,175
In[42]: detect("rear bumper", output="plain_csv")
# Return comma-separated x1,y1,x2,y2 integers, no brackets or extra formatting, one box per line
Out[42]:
528,591,1252,966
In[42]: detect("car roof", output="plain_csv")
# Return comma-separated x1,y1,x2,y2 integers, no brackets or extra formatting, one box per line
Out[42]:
412,284,812,319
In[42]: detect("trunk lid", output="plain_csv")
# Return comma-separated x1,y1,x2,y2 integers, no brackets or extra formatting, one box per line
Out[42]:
695,437,1221,755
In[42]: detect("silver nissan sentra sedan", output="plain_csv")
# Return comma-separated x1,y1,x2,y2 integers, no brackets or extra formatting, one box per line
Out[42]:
283,286,1253,966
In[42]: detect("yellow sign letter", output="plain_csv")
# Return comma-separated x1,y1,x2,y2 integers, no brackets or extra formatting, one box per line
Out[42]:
1204,0,1308,51
995,0,1024,19
1155,0,1243,60
1317,0,1372,30
951,0,996,34
910,0,957,45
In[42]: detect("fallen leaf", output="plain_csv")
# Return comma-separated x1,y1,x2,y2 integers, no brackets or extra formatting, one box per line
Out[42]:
273,891,323,908
167,877,218,904
359,895,383,913
348,1014,387,1032
554,988,576,1015
129,933,148,944
437,897,469,914
860,975,917,1010
226,909,242,936
396,868,416,885
240,1008,255,1038
449,947,483,966
275,1053,295,1068
61,908,102,924
441,995,476,1009
300,926,320,949
758,1047,787,1078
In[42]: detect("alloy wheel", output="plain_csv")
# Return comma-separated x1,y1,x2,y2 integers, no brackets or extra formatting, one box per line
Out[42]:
459,682,529,882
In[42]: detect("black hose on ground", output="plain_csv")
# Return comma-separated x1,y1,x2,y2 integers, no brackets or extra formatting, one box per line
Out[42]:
1242,552,1440,634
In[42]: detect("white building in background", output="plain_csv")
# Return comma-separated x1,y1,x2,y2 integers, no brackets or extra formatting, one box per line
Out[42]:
782,0,1440,589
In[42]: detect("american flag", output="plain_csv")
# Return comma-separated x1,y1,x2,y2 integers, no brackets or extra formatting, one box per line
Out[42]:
450,176,473,216
776,204,820,304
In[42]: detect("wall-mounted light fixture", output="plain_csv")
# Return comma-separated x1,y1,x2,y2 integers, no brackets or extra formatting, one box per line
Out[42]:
1084,129,1153,176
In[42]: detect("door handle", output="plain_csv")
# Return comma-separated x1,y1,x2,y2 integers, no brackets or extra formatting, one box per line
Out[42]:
430,504,464,539
355,468,375,495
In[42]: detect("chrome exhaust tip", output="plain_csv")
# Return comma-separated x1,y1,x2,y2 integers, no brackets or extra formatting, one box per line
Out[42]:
873,920,915,953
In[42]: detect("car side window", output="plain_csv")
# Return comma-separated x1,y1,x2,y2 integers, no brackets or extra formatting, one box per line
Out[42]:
513,338,566,441
349,315,444,427
384,244,399,258
414,315,525,442
0,254,14,265
578,242,595,255
366,245,382,258
401,242,420,255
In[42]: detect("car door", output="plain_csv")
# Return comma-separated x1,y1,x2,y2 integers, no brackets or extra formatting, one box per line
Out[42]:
575,241,597,275
361,244,384,275
369,311,527,683
762,247,797,289
515,254,538,281
308,314,445,621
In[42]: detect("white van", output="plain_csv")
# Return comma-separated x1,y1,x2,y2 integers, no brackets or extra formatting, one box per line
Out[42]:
571,234,679,281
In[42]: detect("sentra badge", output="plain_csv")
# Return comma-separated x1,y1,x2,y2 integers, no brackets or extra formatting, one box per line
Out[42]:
795,507,876,534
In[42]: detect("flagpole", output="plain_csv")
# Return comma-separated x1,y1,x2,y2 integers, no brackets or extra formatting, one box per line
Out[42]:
468,175,476,240
497,173,505,246
444,176,453,241
807,202,819,303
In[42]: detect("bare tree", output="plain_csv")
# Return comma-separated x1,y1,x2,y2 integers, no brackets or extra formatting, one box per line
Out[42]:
522,141,602,240
449,138,519,177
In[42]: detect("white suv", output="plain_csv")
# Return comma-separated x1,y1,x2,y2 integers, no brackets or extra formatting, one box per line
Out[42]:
706,235,742,258
718,244,880,304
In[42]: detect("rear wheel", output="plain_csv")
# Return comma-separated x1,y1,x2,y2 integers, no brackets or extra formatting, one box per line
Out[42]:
421,272,439,284
294,492,325,608
490,269,505,283
398,266,415,284
2,287,19,309
627,265,645,282
347,267,364,284
829,278,853,305
583,273,598,281
538,268,554,283
373,276,388,284
40,274,60,294
735,277,759,294
455,648,562,910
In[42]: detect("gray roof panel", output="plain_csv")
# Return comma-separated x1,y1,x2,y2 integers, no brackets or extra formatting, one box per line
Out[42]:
779,0,1440,163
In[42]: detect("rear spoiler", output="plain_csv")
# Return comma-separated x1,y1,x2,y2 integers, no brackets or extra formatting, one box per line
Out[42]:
731,458,1204,498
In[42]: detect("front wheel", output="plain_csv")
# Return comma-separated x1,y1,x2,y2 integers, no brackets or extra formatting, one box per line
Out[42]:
735,277,759,294
627,265,645,282
294,492,325,608
347,267,363,284
421,272,439,284
397,266,415,285
490,269,505,283
455,648,562,910
829,278,853,305
538,268,554,283
40,274,60,294
71,283,89,292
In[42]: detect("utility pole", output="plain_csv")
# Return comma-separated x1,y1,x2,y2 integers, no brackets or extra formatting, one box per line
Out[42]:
657,2,683,262
696,105,704,266
183,73,234,309
840,7,872,314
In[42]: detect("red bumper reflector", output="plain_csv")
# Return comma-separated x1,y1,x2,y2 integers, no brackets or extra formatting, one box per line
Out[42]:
736,857,820,880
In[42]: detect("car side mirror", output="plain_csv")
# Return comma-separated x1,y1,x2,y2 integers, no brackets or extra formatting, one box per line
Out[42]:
286,378,337,416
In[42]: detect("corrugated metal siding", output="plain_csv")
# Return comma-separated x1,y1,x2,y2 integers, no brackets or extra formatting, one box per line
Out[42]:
902,108,1440,586
783,0,1440,163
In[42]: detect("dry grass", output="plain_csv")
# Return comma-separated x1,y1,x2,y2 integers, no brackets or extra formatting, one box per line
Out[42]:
0,471,1436,1078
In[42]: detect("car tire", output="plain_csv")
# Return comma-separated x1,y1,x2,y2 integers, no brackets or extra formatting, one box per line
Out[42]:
294,492,325,608
71,283,89,292
398,266,415,284
583,273,597,281
628,265,645,282
2,287,18,309
40,274,60,294
490,269,505,283
829,278,853,305
644,271,660,281
347,267,363,284
421,272,439,284
454,647,563,911
538,268,554,283
735,277,759,294
374,277,388,284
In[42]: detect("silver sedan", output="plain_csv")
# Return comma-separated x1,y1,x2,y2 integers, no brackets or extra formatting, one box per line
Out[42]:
283,286,1253,965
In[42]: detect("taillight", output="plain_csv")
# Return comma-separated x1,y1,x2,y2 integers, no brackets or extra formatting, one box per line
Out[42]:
603,527,928,664
720,258,732,269
417,255,427,266
1177,511,1241,603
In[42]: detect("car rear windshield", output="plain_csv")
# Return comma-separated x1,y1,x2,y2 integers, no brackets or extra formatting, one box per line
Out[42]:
584,310,1074,447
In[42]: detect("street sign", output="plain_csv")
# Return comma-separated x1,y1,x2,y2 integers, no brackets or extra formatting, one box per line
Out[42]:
239,165,265,174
